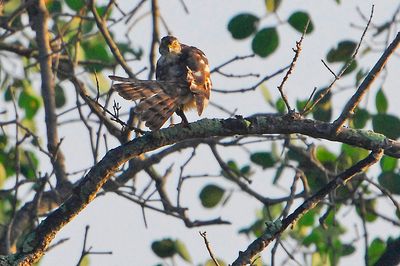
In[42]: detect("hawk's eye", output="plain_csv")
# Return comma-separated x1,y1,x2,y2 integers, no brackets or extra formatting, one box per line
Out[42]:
172,40,179,48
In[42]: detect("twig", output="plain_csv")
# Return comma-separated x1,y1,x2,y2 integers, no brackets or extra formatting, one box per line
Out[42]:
231,149,383,266
88,0,135,78
276,20,310,113
148,0,160,79
303,5,375,115
199,231,220,266
213,65,290,94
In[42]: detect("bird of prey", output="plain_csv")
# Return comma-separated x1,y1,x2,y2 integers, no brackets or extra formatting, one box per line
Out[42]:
109,36,212,131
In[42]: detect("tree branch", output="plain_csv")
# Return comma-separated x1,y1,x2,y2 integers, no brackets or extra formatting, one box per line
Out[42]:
5,112,398,264
333,31,400,132
31,0,67,186
231,149,383,266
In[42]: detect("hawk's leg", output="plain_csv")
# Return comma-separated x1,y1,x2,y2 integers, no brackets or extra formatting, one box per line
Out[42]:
176,108,190,128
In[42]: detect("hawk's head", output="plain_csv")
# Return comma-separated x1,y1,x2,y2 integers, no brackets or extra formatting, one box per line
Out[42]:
159,35,181,55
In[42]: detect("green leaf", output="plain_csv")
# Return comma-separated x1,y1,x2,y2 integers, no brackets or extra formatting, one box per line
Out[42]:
276,98,286,114
221,160,240,179
312,89,332,122
205,259,227,266
342,60,357,75
0,134,7,150
352,108,370,129
227,13,259,39
18,88,41,119
151,239,176,258
174,239,192,263
378,172,400,195
375,88,388,114
65,0,85,11
355,68,368,87
240,165,252,177
316,146,337,164
341,144,369,165
117,42,143,59
250,152,275,169
260,83,274,106
264,204,283,220
82,20,95,34
21,150,39,180
80,255,90,266
252,27,279,57
340,243,356,256
55,84,66,108
265,0,282,12
368,238,386,266
199,184,225,208
356,199,377,222
288,11,314,34
46,0,62,13
372,114,400,139
380,155,397,172
96,5,111,19
82,39,111,72
0,163,6,187
298,209,316,228
296,99,308,112
311,252,329,266
326,40,357,63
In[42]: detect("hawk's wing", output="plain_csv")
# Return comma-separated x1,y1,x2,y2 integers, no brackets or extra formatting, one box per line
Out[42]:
181,44,212,115
109,75,183,130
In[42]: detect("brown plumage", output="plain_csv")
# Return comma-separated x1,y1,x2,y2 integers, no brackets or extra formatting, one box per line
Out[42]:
109,36,212,131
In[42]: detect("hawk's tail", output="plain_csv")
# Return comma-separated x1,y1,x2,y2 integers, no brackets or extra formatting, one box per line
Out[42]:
109,76,179,130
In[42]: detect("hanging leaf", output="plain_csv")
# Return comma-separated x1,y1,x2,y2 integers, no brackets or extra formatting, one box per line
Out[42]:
252,27,279,57
276,98,286,114
174,239,192,263
326,40,357,63
250,152,275,169
372,114,400,139
351,108,369,129
312,89,332,122
55,84,66,108
265,0,282,12
65,0,85,11
288,11,314,34
228,13,259,39
367,238,386,265
379,155,397,173
355,199,377,222
355,68,368,87
18,88,41,119
151,239,176,258
199,184,225,208
375,88,388,114
205,259,227,266
342,60,357,75
378,172,400,195
340,244,356,256
316,146,337,164
46,0,62,13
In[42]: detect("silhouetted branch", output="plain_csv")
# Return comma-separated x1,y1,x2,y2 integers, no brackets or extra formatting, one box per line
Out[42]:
231,149,383,266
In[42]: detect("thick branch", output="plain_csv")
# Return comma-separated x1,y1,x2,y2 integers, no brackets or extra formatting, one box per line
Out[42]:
8,113,399,264
32,0,67,185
